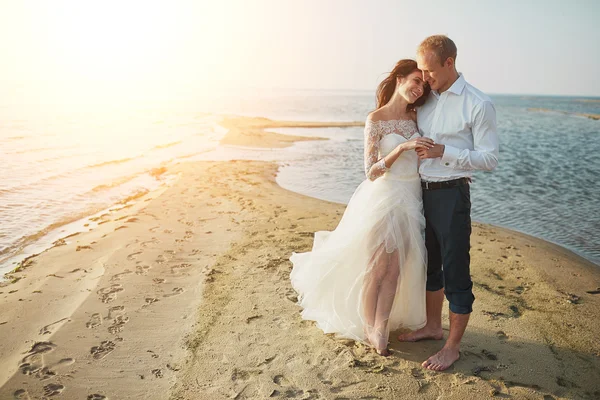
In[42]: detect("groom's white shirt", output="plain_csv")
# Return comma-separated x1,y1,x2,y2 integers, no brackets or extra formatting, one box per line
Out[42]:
417,73,499,182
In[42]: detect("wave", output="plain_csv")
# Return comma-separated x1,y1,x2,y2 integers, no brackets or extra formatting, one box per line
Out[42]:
528,108,600,120
88,156,139,169
4,135,27,141
90,164,171,193
0,205,106,258
152,141,182,150
1,166,178,272
0,154,144,193
91,173,147,192
13,147,59,155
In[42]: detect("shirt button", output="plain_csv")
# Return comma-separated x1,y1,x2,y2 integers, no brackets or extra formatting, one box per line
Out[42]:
445,162,450,166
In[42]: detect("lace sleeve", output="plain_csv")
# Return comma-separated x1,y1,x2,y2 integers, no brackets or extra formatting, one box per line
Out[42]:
364,120,387,181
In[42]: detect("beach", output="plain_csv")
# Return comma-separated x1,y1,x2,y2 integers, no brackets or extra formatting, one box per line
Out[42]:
1,117,599,400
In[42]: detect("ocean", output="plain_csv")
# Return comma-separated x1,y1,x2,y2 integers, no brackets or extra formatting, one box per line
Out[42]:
1,91,599,274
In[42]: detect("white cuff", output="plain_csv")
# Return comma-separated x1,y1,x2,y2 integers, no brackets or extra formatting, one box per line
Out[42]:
441,145,460,168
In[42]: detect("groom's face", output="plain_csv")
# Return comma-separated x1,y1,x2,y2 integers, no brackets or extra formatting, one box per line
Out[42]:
417,50,449,92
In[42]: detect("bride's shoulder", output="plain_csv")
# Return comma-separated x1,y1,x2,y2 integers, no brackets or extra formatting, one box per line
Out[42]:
367,108,387,123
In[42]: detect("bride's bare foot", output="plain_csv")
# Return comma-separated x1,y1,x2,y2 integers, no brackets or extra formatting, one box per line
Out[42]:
422,345,460,371
376,348,390,357
398,326,443,342
367,331,389,356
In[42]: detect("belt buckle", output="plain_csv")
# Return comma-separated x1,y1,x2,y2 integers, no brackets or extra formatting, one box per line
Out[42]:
424,181,430,190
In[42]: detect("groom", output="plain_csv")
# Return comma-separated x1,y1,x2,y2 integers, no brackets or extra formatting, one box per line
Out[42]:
398,35,499,371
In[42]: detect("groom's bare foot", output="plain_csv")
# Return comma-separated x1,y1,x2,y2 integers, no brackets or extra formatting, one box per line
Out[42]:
397,326,443,342
422,345,460,371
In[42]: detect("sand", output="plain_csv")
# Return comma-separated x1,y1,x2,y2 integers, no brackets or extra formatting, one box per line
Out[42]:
1,117,599,400
219,116,364,148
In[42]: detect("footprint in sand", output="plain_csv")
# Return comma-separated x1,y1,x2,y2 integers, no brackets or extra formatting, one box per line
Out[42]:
141,238,160,248
39,317,69,335
135,265,151,275
87,394,107,400
152,368,163,378
271,374,316,398
13,389,31,399
90,341,116,360
143,297,160,308
481,349,498,360
170,263,191,275
107,305,125,319
284,289,298,303
55,358,75,367
411,370,439,395
127,252,142,261
163,287,184,298
496,331,509,340
272,316,290,330
111,269,133,281
153,278,166,284
19,342,57,378
42,383,65,397
97,284,123,303
86,313,102,329
108,315,129,334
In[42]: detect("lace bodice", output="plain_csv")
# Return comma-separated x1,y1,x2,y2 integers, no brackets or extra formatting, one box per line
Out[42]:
364,119,420,180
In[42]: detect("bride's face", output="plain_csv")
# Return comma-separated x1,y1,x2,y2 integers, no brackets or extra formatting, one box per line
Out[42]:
397,71,426,104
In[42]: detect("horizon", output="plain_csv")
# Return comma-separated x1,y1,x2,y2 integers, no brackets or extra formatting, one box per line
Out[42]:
1,0,599,109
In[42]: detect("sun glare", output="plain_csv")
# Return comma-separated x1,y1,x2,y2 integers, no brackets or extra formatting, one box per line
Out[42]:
26,1,240,108
38,2,185,80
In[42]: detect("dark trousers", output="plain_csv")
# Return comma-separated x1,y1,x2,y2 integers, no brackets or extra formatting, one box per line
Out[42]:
423,183,474,314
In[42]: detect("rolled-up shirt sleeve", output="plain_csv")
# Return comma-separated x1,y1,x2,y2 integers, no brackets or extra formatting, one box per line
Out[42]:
441,101,499,171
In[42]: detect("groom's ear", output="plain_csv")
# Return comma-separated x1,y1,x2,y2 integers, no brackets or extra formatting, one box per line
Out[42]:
444,57,455,69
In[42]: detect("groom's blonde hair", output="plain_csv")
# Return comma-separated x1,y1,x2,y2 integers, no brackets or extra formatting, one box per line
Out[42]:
418,35,457,66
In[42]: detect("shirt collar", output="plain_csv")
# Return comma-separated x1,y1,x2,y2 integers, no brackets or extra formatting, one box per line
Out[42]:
433,73,466,97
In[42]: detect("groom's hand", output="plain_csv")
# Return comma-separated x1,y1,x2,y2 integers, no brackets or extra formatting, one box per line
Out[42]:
417,144,445,159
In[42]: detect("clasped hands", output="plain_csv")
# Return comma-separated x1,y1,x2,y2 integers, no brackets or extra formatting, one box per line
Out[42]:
401,137,444,159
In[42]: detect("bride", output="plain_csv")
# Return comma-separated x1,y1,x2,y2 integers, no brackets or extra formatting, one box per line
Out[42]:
290,59,433,355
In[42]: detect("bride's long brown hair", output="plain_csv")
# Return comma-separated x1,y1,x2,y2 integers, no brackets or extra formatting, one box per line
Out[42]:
375,59,430,111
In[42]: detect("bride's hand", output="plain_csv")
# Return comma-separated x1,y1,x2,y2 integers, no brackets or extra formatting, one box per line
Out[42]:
400,137,435,151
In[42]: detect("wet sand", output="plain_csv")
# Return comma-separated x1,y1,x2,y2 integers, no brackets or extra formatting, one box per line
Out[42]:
1,117,599,400
219,116,363,148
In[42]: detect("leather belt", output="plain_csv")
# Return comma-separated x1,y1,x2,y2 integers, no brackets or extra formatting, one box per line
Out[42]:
421,177,470,190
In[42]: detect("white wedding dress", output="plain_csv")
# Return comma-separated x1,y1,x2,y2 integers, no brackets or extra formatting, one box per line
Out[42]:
290,118,427,350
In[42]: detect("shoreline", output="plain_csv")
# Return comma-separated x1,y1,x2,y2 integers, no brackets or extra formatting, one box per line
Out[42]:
218,115,363,148
4,113,598,284
0,159,598,399
1,115,599,399
0,115,363,281
0,173,178,280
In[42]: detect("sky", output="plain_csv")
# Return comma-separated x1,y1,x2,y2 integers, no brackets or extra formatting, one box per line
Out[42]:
0,0,598,108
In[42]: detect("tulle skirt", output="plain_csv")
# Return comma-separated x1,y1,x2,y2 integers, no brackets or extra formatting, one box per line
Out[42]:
290,174,427,347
